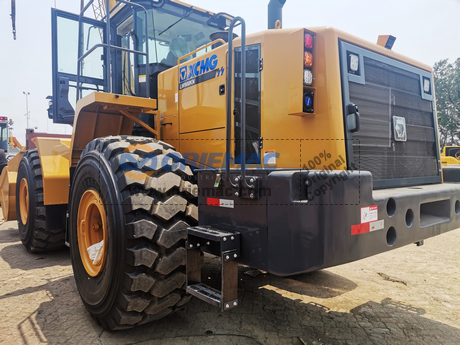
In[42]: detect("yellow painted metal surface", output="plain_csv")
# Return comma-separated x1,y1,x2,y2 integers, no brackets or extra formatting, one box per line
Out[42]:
440,146,460,166
78,189,108,277
157,26,432,171
34,137,71,205
19,178,29,224
0,151,24,221
70,92,158,167
178,45,228,135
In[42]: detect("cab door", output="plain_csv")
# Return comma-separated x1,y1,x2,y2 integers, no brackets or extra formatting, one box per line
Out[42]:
51,9,107,124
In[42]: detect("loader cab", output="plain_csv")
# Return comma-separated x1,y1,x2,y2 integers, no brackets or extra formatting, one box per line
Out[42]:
50,0,232,127
0,118,8,152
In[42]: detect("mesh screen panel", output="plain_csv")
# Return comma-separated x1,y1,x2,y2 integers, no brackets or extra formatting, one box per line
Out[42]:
350,56,438,181
234,45,261,164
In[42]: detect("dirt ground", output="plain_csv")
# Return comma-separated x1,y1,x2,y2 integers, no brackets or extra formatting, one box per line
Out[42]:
0,215,459,345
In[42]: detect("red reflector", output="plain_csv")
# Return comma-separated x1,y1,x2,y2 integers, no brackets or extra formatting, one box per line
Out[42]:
304,33,313,49
304,51,313,68
351,223,370,235
207,198,220,206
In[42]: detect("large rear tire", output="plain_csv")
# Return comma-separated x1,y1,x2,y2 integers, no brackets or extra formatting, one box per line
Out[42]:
16,149,65,253
69,136,198,330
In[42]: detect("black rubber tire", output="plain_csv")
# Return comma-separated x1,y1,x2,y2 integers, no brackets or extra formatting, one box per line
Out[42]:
69,135,199,330
16,149,65,253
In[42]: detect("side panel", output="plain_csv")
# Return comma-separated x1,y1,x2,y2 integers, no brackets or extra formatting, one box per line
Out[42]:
180,128,226,169
178,44,228,134
158,67,180,148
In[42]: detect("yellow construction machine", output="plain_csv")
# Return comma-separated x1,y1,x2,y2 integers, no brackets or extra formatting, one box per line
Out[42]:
441,146,460,166
3,0,460,331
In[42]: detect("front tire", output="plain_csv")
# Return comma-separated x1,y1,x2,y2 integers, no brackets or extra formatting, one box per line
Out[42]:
69,136,198,330
16,149,65,253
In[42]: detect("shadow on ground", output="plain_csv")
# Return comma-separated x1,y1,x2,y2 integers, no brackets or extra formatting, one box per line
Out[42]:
0,242,69,270
8,256,460,345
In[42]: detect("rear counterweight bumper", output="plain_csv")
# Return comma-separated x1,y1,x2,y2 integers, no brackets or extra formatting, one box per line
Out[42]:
197,170,460,276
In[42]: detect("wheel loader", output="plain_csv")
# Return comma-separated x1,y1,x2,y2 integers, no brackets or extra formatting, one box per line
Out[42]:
2,0,460,331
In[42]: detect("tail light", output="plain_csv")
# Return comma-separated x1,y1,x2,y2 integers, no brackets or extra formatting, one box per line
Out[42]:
304,52,313,68
303,31,314,112
304,33,313,49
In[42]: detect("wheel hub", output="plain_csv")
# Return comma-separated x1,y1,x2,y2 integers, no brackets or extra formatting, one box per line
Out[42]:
19,178,29,225
77,190,108,277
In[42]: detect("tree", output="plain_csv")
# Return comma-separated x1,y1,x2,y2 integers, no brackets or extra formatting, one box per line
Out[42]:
433,58,460,148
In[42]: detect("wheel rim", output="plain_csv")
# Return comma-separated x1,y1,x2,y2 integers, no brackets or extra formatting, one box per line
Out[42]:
19,178,29,224
77,190,108,277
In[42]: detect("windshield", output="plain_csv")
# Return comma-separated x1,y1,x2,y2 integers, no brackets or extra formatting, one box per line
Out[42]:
136,8,218,66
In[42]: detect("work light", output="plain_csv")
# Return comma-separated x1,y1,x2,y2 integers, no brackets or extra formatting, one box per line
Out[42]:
303,69,313,86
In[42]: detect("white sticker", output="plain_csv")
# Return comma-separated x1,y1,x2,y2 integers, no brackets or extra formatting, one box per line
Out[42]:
220,199,234,209
370,220,384,231
264,151,276,165
361,205,378,224
139,75,146,83
175,93,178,103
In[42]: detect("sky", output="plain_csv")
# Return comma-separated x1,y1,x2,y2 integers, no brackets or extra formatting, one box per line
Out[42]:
0,0,459,143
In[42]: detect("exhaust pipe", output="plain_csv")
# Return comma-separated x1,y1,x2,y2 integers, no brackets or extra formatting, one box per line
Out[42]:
268,0,286,29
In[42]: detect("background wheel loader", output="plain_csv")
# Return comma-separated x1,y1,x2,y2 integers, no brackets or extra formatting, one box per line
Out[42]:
2,0,460,331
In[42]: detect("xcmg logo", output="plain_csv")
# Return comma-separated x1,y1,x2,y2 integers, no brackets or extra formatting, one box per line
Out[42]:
179,54,219,82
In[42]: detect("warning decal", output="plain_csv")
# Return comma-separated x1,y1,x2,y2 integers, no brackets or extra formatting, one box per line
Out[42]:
361,205,378,224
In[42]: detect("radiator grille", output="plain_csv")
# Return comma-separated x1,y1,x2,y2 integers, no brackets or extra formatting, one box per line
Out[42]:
349,56,438,182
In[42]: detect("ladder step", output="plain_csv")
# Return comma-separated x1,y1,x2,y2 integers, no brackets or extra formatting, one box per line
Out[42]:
186,283,221,307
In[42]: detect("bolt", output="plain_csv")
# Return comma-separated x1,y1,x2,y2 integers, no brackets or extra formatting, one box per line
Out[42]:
234,254,237,258
231,236,234,240
197,243,200,247
235,192,239,197
223,237,227,241
226,255,230,260
226,304,230,309
207,242,210,246
189,244,193,248
250,193,254,198
233,301,237,306
250,178,254,183
235,177,239,182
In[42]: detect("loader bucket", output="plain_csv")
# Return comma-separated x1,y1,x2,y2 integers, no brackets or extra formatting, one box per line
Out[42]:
0,151,24,221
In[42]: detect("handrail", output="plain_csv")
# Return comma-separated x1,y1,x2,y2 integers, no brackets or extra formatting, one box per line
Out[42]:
177,39,226,65
226,17,251,189
76,0,151,101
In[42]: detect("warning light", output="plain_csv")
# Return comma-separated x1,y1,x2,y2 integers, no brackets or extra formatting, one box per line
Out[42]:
304,33,313,49
304,52,313,68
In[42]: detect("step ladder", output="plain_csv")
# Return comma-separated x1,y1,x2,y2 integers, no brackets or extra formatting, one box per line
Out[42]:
186,226,241,311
